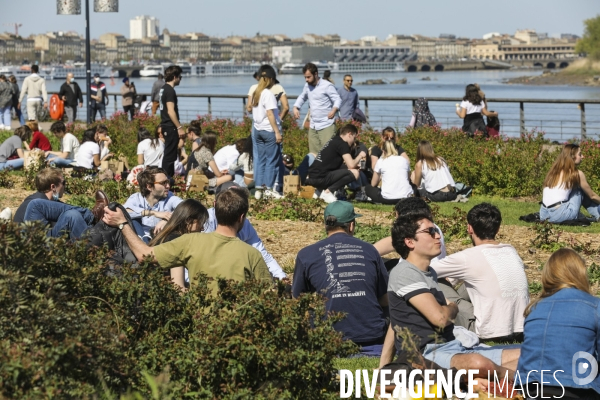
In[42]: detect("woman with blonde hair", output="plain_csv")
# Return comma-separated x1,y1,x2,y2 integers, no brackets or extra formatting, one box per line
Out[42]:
411,140,457,202
541,143,600,223
517,248,600,398
365,139,413,204
251,69,283,199
369,127,409,173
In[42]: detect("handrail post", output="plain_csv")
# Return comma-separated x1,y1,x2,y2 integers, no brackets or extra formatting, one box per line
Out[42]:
580,102,586,139
208,96,212,116
114,94,117,114
412,99,416,112
242,97,246,118
519,101,525,135
364,99,369,123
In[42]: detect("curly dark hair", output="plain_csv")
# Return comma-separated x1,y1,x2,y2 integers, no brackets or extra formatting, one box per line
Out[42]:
391,212,432,259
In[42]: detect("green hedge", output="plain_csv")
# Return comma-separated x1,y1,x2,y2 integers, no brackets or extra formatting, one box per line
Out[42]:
0,222,355,398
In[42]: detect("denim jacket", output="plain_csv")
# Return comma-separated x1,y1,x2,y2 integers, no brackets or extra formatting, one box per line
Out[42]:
517,288,600,394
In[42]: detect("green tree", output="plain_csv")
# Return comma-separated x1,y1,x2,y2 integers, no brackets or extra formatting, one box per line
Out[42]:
575,15,600,60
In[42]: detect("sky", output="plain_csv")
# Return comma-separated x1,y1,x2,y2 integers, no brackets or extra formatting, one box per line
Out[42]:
1,0,599,41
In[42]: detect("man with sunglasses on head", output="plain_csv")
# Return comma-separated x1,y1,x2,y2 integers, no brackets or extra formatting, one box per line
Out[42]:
430,203,529,341
379,209,520,388
14,168,109,240
337,74,359,121
293,201,389,357
123,167,183,242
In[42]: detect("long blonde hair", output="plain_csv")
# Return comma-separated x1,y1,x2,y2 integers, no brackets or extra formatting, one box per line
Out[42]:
381,140,398,159
416,140,444,170
543,144,580,190
251,74,275,108
524,248,591,316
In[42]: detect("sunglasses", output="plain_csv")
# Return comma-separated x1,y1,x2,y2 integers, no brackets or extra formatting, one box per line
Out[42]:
345,79,353,82
415,226,440,238
154,179,170,187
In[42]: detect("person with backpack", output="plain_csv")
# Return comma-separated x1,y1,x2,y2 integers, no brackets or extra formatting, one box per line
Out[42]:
456,84,497,137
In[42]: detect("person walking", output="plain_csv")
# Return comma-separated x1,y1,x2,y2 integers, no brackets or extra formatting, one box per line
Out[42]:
150,73,164,115
337,74,359,121
18,65,48,122
293,63,341,155
9,75,24,126
159,65,184,177
90,73,108,121
251,69,283,200
120,77,136,120
0,75,14,131
58,73,83,123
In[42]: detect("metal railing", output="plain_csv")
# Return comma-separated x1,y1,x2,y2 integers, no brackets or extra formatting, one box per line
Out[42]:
49,92,600,142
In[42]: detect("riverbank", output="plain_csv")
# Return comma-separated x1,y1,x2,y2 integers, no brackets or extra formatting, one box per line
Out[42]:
505,59,600,86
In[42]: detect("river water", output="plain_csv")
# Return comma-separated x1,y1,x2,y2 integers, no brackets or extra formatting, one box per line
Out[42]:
43,69,600,140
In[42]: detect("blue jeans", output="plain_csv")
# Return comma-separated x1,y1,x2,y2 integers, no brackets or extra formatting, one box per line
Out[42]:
131,219,151,243
347,170,368,191
253,129,281,189
0,158,24,171
92,103,106,121
297,153,315,185
540,189,600,222
13,105,25,125
0,106,11,127
46,154,74,167
24,199,94,239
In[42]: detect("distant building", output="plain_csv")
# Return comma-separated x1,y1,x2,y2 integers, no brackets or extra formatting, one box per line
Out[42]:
130,15,160,40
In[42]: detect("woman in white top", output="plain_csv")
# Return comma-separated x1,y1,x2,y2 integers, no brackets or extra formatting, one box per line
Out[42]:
137,127,164,168
540,144,600,223
251,69,283,199
96,124,113,161
229,135,254,188
75,128,100,169
365,139,413,204
412,140,458,202
456,84,498,137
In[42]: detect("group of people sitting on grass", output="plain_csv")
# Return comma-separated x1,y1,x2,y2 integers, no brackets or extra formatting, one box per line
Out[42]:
9,165,600,397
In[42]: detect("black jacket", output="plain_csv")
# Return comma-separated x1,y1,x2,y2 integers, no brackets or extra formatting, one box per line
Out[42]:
58,81,83,107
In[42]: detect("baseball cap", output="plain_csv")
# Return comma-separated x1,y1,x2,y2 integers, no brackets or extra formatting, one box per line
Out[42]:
324,201,362,225
93,73,100,78
215,181,240,195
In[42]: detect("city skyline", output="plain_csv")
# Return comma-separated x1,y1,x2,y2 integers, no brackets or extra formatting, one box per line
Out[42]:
1,0,598,40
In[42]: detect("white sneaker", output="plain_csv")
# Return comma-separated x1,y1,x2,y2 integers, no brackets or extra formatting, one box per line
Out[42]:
319,190,337,203
0,207,11,221
254,189,263,200
264,189,283,199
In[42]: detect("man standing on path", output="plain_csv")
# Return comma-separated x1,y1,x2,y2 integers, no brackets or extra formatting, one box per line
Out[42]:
120,77,136,120
150,73,164,115
337,74,359,121
293,63,341,155
90,73,108,121
159,65,184,177
18,65,47,122
58,73,83,123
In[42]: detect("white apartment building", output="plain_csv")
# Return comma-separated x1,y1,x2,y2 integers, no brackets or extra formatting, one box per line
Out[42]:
130,16,159,40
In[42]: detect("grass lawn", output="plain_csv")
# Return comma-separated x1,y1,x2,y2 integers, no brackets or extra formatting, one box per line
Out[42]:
356,195,600,234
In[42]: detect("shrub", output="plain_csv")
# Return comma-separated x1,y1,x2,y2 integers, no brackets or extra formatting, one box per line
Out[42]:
250,193,325,222
0,221,353,398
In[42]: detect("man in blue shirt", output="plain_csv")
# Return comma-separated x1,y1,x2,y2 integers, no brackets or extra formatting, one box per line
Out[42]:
124,167,183,242
203,182,287,280
292,63,341,155
293,201,388,356
337,74,359,121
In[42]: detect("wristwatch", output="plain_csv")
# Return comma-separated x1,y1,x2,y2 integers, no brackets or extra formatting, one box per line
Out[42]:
118,221,129,231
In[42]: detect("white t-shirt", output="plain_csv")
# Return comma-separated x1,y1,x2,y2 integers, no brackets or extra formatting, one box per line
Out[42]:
137,138,164,167
421,160,455,193
373,155,413,199
252,89,281,132
431,243,530,339
460,100,485,115
61,133,80,160
75,141,100,169
212,144,240,172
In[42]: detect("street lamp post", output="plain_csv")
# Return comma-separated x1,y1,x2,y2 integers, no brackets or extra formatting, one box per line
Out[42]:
57,0,118,124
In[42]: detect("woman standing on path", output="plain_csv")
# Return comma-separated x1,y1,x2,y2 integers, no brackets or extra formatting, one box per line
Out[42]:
456,84,497,137
250,70,283,199
540,143,600,223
